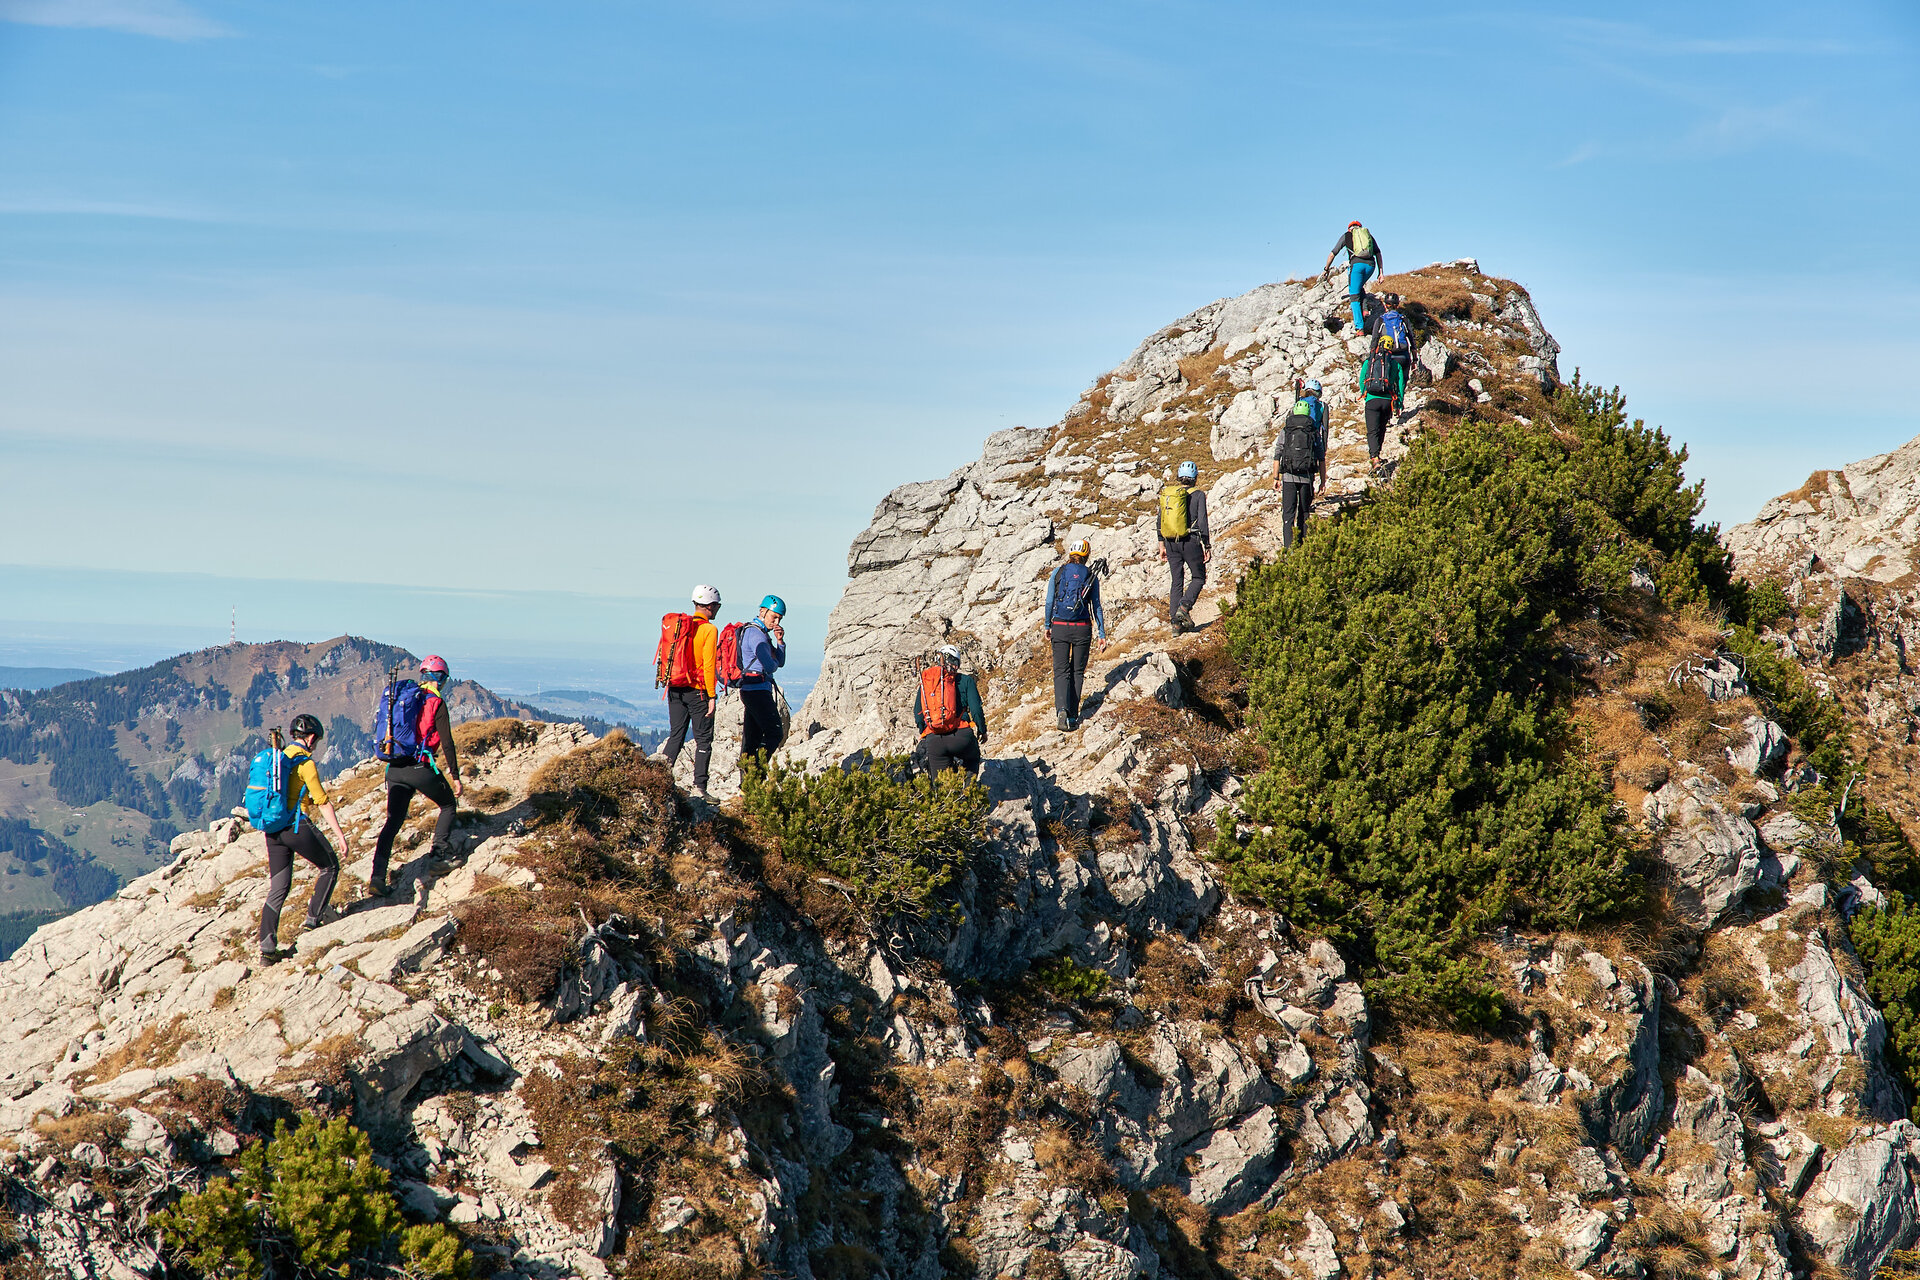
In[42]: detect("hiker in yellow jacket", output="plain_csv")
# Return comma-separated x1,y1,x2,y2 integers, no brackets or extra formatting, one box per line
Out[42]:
258,714,352,963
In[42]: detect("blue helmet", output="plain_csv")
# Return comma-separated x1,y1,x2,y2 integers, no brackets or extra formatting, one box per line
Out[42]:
759,594,786,617
1177,460,1198,482
1303,379,1322,395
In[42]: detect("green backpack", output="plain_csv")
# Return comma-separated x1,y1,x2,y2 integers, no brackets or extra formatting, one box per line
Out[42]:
1158,484,1191,539
1351,225,1374,258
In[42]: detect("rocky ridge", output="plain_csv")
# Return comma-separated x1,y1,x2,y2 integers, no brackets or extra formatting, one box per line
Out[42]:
8,262,1920,1280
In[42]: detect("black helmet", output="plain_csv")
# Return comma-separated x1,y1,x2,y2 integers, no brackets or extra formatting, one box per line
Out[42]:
290,714,325,741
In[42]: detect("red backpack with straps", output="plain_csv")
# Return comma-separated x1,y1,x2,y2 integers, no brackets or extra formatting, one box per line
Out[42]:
716,622,750,689
656,613,702,689
920,665,963,736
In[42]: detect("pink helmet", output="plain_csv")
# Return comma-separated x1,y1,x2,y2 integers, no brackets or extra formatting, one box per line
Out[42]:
420,655,449,679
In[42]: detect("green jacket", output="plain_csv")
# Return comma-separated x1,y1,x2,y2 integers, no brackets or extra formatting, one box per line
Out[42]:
1359,356,1407,404
913,671,987,741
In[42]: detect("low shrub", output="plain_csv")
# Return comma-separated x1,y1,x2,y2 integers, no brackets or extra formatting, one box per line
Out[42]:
156,1114,470,1280
1851,892,1920,1124
527,730,674,845
1030,955,1112,1002
741,757,988,923
452,717,538,757
1216,381,1727,1027
1723,626,1851,779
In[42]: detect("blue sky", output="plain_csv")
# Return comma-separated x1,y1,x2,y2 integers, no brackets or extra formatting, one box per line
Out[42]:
2,0,1915,666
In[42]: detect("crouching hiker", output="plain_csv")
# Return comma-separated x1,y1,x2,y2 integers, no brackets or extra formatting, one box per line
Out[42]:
1045,538,1106,731
915,646,987,777
247,714,351,963
370,655,463,896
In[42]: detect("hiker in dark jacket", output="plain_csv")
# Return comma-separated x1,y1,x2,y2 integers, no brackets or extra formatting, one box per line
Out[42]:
371,655,463,897
1269,382,1329,549
1358,339,1409,471
1044,539,1107,731
913,645,988,777
737,594,787,766
1157,460,1211,634
1322,220,1383,332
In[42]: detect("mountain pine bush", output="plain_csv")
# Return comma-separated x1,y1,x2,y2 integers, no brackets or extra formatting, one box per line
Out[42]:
742,756,988,923
1216,381,1726,1025
157,1115,470,1280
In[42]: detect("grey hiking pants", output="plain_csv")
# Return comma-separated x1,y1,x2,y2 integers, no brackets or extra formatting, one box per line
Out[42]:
1050,622,1092,720
261,824,338,950
1165,537,1206,616
664,687,713,789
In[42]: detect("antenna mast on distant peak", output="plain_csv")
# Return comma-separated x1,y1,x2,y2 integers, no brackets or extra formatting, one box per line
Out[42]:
230,607,236,646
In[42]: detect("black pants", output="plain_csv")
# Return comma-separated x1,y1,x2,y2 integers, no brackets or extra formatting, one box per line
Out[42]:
1281,479,1314,548
1165,537,1206,616
740,687,783,764
1366,399,1393,459
1050,623,1092,720
921,727,981,777
664,687,713,789
261,824,338,950
374,763,457,884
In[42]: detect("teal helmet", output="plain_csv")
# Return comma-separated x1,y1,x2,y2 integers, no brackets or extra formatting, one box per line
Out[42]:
760,594,786,617
1177,460,1198,482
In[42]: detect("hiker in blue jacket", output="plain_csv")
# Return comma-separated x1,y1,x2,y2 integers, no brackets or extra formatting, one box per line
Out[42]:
1322,221,1383,332
1044,539,1107,731
737,595,787,767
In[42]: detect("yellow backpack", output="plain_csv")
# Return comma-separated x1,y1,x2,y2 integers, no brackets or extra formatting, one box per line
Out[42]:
1159,484,1191,539
1351,225,1374,258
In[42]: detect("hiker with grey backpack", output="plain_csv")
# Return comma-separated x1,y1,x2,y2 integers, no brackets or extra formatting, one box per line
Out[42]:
369,655,464,896
1045,538,1107,731
245,714,351,963
1157,461,1211,634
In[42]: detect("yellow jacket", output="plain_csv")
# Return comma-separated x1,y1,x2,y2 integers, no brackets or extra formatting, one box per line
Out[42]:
284,743,329,818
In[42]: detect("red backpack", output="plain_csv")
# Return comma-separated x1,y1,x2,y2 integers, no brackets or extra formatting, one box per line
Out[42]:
716,622,758,689
920,665,963,736
655,614,703,689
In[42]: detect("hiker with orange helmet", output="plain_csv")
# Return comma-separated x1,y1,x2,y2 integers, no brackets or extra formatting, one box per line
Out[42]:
1322,221,1384,333
913,645,987,777
651,585,721,800
1044,538,1107,731
369,655,463,897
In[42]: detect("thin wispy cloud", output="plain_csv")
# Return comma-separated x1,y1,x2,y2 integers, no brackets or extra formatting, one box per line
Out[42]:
0,196,221,220
0,0,229,40
1541,16,1858,57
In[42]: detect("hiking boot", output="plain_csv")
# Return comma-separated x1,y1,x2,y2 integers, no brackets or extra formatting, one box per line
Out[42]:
260,943,292,965
691,786,710,802
300,908,337,933
366,875,392,898
1056,714,1071,732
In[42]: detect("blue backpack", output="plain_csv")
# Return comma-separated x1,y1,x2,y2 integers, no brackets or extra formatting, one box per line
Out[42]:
1379,310,1410,356
374,679,432,763
1050,563,1094,624
244,744,303,835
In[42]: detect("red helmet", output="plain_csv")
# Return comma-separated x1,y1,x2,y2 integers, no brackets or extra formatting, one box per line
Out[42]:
1348,219,1363,227
421,655,449,679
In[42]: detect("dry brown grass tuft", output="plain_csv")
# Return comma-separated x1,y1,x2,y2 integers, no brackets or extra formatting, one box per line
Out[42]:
76,1016,193,1088
34,1107,130,1152
454,716,540,757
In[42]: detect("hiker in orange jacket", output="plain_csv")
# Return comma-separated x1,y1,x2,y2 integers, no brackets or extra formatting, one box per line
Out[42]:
652,584,721,799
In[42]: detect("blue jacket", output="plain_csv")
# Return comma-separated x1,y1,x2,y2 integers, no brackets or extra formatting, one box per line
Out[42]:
1045,564,1106,639
735,621,785,691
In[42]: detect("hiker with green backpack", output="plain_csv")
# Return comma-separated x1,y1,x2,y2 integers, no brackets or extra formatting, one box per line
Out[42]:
246,715,351,963
1269,381,1328,549
1359,331,1409,472
1321,220,1383,333
1156,460,1211,634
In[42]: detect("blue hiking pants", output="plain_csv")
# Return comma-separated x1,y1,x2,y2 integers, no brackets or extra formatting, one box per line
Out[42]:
1347,261,1376,328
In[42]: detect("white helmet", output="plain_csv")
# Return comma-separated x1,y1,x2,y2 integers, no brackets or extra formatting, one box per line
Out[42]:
938,645,962,666
691,584,721,607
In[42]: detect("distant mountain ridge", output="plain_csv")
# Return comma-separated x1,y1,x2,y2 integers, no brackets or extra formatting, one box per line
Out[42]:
0,636,544,924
